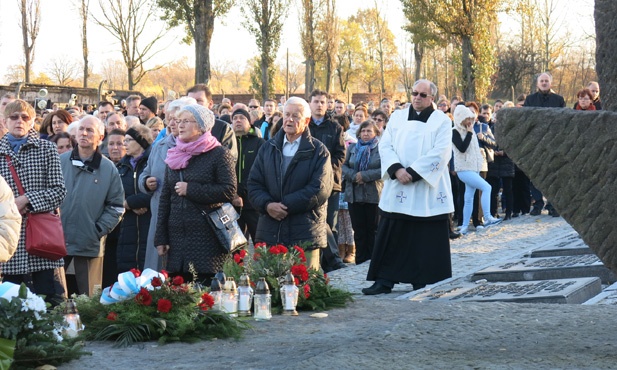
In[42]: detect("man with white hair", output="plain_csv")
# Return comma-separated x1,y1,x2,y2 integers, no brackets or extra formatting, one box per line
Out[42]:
60,115,125,296
248,97,333,271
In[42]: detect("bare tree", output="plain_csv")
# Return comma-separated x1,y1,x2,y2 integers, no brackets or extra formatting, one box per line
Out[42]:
157,0,235,85
18,0,41,83
93,0,166,89
73,0,90,88
46,56,79,85
318,0,339,93
241,0,287,100
299,0,324,97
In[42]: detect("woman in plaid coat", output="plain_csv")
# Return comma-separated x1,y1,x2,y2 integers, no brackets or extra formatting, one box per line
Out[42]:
0,99,67,305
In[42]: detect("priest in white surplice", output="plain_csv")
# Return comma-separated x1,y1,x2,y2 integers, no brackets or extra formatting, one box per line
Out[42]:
363,79,454,295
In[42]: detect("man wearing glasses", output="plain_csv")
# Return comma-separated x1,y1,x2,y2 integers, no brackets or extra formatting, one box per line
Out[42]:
363,79,454,295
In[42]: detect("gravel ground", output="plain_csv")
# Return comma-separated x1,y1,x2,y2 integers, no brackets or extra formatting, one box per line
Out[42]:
60,215,617,369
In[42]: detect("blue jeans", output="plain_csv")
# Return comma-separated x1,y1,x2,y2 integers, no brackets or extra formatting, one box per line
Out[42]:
457,171,492,228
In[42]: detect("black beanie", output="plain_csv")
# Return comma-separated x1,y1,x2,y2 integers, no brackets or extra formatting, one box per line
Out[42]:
140,96,157,114
232,108,251,123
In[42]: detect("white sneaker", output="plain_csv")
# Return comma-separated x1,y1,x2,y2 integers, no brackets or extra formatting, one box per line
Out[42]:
459,226,469,235
484,217,503,228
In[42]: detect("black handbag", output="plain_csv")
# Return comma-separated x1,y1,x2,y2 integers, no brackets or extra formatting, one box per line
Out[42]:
205,203,248,253
179,171,247,253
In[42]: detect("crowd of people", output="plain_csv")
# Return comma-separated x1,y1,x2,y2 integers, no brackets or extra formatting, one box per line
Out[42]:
0,73,602,302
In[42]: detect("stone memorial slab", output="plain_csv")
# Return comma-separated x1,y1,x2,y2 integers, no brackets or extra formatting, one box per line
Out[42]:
471,255,617,284
530,234,592,258
410,277,601,304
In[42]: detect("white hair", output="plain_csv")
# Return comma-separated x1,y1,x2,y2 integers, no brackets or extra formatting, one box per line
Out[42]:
168,96,197,114
285,97,311,120
125,115,141,127
80,115,105,136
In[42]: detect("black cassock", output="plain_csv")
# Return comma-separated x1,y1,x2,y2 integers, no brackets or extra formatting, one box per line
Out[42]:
366,211,451,286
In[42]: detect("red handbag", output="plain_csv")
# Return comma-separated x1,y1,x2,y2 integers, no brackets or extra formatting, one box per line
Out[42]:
5,155,67,260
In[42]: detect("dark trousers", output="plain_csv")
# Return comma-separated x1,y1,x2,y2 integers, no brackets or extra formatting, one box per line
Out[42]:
487,176,513,217
530,182,555,211
450,172,461,222
348,202,379,265
3,268,65,306
321,191,345,272
513,170,531,214
238,207,259,243
471,171,487,226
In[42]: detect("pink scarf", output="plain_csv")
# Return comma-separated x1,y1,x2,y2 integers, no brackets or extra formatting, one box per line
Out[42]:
165,132,221,170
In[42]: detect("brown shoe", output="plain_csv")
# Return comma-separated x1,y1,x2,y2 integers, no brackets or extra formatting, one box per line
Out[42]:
343,245,356,264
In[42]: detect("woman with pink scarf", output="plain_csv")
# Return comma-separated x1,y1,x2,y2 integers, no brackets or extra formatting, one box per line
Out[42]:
154,104,236,285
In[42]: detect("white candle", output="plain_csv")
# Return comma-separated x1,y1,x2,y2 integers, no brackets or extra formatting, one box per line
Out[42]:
285,291,295,310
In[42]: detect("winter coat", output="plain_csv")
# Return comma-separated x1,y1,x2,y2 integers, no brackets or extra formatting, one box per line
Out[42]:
342,139,383,204
116,148,152,272
0,129,66,274
247,129,333,250
473,122,496,172
523,90,566,108
154,146,236,274
60,148,125,257
308,118,346,192
139,133,175,270
211,118,238,160
236,128,265,210
0,175,21,263
486,123,515,178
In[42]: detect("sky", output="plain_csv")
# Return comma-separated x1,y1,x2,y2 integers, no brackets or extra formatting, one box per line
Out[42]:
0,0,595,86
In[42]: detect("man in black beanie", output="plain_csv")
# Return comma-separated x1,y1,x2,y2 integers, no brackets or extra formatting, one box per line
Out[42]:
139,96,157,124
232,108,265,242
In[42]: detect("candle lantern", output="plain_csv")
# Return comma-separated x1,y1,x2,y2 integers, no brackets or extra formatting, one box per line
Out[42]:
210,277,223,310
253,277,272,321
222,277,238,317
63,299,84,338
237,273,253,317
214,270,226,285
280,272,299,316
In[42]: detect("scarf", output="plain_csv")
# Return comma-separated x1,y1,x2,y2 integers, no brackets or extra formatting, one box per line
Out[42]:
354,136,379,171
130,152,144,170
575,103,596,111
6,133,28,153
164,131,220,170
348,122,361,138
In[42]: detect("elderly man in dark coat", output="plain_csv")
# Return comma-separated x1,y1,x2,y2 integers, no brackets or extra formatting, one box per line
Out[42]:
248,97,333,270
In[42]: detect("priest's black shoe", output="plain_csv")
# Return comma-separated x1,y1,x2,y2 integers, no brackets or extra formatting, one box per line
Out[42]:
449,230,461,239
362,282,392,295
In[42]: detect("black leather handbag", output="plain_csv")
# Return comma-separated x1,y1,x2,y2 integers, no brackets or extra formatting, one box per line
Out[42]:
205,203,247,253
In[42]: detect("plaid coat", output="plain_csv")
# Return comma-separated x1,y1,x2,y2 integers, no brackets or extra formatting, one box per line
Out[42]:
0,129,67,275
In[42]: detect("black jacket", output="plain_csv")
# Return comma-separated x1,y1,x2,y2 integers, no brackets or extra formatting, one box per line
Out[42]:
523,90,566,108
308,117,346,192
247,129,333,250
211,118,238,160
236,127,265,210
116,147,152,272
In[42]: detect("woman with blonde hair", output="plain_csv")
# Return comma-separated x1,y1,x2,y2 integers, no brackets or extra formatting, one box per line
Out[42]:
451,105,501,235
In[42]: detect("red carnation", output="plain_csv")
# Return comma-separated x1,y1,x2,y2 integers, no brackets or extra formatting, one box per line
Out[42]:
107,312,118,321
254,242,266,249
253,252,261,261
303,284,311,299
268,246,280,254
239,249,247,258
135,288,152,306
294,245,306,262
151,277,162,287
157,299,172,313
200,293,215,310
130,268,141,277
234,253,242,264
294,277,300,285
291,264,309,282
160,270,169,279
172,276,184,286
279,245,288,254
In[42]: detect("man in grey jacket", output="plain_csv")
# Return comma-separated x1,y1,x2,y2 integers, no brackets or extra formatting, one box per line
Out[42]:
60,115,125,296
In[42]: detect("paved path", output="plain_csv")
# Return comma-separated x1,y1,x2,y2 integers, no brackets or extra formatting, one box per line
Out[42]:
60,215,617,369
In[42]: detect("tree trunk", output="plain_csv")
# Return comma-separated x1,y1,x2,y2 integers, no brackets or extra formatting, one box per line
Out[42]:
194,0,214,84
414,42,424,82
81,0,89,88
461,35,475,101
21,0,31,83
595,0,617,111
325,52,332,93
